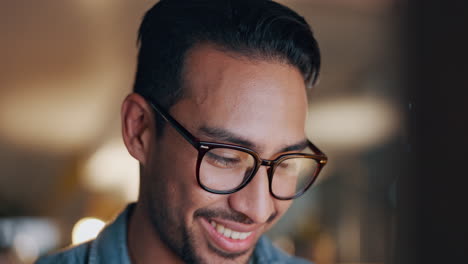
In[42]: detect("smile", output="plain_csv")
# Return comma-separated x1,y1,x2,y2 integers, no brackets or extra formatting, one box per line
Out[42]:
210,220,253,240
200,217,257,253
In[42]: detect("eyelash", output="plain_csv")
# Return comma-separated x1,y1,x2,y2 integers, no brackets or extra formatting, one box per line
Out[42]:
206,152,240,167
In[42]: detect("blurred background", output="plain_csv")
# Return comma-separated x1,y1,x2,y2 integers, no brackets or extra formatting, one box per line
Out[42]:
0,0,406,263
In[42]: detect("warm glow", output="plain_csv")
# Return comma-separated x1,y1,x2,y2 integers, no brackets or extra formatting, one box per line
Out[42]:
82,139,139,201
71,217,105,245
307,96,400,152
0,72,123,154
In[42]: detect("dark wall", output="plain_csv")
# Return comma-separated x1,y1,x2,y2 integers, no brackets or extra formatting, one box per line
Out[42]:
398,1,468,263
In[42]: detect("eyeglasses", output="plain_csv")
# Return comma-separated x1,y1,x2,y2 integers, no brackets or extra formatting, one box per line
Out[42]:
145,98,328,200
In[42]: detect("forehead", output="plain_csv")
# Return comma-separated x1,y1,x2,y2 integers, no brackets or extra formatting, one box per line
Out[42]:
173,44,308,153
183,45,305,98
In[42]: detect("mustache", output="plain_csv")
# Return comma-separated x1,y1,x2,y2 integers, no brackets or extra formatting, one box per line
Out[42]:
194,208,277,224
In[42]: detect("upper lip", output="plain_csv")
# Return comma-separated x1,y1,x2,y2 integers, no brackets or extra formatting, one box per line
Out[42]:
208,217,260,233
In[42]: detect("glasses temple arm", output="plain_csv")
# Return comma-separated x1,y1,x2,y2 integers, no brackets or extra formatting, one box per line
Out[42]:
148,101,200,149
308,141,328,162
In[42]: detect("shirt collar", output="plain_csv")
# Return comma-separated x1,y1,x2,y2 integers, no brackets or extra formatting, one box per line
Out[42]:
86,203,284,264
88,203,134,264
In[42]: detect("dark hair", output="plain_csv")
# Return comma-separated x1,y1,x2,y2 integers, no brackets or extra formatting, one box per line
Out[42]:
134,0,321,130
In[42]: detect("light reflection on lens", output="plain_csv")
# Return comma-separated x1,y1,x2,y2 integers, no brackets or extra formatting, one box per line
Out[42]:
199,147,320,198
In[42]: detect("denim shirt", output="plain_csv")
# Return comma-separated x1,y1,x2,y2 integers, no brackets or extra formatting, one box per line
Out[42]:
36,204,311,264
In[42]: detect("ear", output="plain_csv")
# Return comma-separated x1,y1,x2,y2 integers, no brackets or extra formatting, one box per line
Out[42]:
121,93,154,166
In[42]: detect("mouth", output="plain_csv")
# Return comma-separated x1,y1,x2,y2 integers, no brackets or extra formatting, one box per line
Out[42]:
199,217,258,254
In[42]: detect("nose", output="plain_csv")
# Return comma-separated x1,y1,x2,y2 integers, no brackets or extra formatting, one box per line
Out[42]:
228,166,276,224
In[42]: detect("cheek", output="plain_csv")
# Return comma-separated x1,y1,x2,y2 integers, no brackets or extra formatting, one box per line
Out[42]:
161,129,198,184
142,133,196,211
154,132,224,220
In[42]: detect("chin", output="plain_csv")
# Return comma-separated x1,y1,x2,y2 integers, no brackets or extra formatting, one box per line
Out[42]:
184,223,257,264
193,247,254,264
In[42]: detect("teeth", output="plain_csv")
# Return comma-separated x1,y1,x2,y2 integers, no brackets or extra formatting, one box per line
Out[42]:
231,231,240,239
239,232,249,239
223,228,232,237
210,221,252,240
216,224,224,234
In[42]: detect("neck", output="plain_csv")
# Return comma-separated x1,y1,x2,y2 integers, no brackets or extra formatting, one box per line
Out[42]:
127,201,183,264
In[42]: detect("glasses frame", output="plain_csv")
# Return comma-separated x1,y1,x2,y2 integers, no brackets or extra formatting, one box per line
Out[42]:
146,99,328,200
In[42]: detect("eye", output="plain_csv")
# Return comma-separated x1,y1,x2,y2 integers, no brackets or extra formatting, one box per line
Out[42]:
205,152,241,168
277,159,297,172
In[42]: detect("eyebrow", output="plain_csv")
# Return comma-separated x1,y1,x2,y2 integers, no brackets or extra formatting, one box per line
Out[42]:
199,126,256,149
280,139,309,153
198,125,309,155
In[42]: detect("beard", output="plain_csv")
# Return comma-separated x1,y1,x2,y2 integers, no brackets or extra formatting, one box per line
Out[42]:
146,184,202,263
145,188,262,264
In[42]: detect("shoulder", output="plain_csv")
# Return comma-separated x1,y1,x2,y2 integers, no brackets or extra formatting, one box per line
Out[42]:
253,236,312,264
35,241,92,264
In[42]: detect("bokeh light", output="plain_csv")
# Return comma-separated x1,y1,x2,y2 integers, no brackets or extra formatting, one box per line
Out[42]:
71,217,105,245
13,233,39,263
82,139,139,202
308,96,400,152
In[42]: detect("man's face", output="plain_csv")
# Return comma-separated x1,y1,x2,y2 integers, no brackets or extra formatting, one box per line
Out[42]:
142,45,308,264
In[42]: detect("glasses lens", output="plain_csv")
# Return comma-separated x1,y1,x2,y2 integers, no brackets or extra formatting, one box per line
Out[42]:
271,157,320,199
199,148,256,192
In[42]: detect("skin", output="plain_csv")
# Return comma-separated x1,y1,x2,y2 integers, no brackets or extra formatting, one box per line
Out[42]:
122,44,308,264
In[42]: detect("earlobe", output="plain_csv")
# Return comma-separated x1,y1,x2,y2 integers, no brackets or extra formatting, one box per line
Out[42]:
121,93,153,165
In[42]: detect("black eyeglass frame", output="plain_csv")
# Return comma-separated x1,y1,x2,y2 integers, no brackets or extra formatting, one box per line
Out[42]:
146,99,328,200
